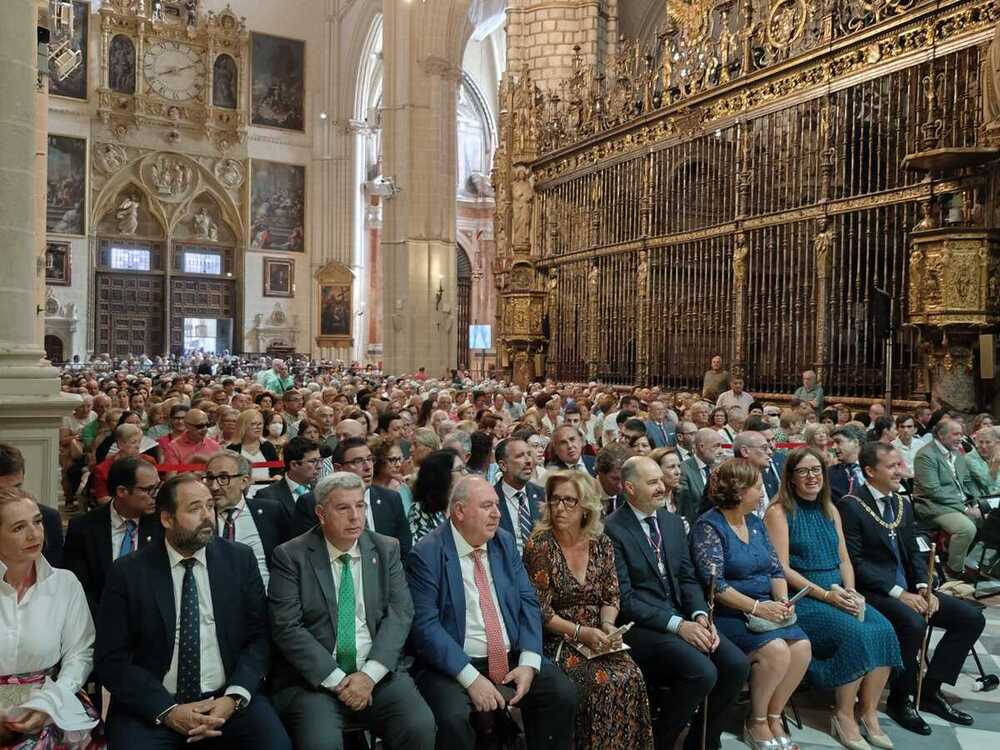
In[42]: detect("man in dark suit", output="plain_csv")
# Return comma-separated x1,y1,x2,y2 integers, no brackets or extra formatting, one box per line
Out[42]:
293,436,412,555
0,442,64,566
205,451,290,588
254,436,321,526
545,425,596,476
493,438,544,553
96,473,291,749
676,428,723,524
64,455,163,616
406,475,577,750
606,456,749,750
268,471,435,749
841,442,985,735
829,425,867,503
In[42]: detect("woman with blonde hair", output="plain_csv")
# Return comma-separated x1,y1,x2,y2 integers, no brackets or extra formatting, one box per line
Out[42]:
227,409,280,496
650,447,686,529
523,470,653,749
803,422,833,463
765,448,901,750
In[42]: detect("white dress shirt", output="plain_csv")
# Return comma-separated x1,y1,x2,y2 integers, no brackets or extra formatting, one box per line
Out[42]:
628,504,706,632
286,476,307,498
216,499,268,587
449,523,540,688
320,539,388,689
364,487,375,532
500,481,530,551
162,543,250,704
866,485,927,599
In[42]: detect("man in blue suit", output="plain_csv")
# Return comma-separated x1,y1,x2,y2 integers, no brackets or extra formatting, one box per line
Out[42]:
545,425,597,476
493,438,545,553
406,476,577,750
645,400,677,449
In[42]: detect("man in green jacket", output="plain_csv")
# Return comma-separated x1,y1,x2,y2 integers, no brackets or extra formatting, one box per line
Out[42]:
256,358,295,395
913,419,981,579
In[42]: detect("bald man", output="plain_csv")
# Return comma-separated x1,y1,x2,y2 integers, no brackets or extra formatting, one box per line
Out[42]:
676,428,723,524
161,408,221,471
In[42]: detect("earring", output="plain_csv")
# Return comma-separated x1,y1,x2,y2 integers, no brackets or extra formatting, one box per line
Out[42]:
582,511,590,523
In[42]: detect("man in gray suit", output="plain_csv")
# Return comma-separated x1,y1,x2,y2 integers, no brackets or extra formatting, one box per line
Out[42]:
676,428,723,524
268,472,435,750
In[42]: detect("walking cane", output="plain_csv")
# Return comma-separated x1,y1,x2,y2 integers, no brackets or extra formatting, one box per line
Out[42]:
915,543,936,709
702,567,716,750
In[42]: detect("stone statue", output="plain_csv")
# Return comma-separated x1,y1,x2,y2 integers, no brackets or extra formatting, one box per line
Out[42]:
510,165,534,250
192,207,218,241
813,218,833,273
215,158,245,189
914,201,938,230
150,155,191,197
116,194,140,235
984,22,1000,131
97,143,127,174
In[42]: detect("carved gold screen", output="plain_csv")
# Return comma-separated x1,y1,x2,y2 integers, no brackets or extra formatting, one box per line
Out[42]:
533,39,982,397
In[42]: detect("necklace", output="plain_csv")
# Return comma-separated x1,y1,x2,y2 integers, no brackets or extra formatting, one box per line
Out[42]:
853,493,905,539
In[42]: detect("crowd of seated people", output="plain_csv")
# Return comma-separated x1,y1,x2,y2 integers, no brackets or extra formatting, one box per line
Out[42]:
0,354,995,749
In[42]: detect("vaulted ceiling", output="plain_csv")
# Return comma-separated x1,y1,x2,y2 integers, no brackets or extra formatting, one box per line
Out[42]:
617,0,665,44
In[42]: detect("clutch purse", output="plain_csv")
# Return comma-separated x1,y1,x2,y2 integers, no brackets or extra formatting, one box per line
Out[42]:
745,602,798,633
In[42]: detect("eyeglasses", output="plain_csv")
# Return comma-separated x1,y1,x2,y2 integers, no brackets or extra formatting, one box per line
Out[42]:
451,466,468,475
342,456,374,468
793,466,824,477
134,482,161,496
547,495,580,509
295,458,322,466
204,473,245,487
188,422,210,429
386,456,404,465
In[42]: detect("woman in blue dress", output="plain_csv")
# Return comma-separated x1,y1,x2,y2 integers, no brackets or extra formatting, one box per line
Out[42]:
765,447,901,750
692,459,811,750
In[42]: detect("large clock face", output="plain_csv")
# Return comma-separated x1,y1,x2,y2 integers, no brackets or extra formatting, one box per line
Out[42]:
143,41,205,102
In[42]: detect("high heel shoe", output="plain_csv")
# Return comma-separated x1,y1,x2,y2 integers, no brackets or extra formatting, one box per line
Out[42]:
831,715,872,750
860,718,894,749
743,716,781,750
767,713,800,750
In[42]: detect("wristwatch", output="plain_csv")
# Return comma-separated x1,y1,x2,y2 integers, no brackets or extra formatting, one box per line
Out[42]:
230,694,248,711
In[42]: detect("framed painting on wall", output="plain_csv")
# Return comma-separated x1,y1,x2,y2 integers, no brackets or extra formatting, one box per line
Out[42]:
49,1,89,100
45,241,71,285
315,261,354,348
250,33,305,131
250,160,305,252
46,134,87,236
263,257,294,297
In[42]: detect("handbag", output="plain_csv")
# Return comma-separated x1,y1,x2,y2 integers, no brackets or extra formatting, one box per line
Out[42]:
745,601,798,633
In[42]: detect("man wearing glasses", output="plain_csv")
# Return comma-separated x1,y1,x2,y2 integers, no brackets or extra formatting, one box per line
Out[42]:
294,436,412,556
205,451,290,587
162,408,221,474
256,436,322,527
64,455,164,617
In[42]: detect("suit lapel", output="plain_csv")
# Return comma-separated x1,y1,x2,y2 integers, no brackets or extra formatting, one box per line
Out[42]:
97,504,114,575
308,530,339,626
494,481,515,537
858,488,902,558
358,532,379,635
369,486,384,532
487,538,514,636
622,509,667,595
204,541,229,655
441,526,466,642
150,543,176,650
528,484,544,522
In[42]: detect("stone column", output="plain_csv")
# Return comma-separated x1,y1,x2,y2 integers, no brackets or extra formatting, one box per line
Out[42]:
0,0,78,505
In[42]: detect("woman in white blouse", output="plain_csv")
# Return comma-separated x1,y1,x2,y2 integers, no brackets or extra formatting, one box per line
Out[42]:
0,487,102,748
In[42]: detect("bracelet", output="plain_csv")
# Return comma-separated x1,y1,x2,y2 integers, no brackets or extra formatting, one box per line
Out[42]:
822,590,831,601
751,600,759,615
573,623,582,641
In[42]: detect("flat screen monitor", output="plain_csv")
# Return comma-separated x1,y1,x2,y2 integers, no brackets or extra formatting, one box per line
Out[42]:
469,324,491,350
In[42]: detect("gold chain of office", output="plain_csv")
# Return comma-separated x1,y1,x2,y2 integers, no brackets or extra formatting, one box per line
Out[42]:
851,493,905,537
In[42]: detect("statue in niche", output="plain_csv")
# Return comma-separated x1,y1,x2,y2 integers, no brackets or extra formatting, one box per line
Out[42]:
813,218,833,272
510,165,534,250
192,208,218,241
116,194,140,235
150,155,192,197
984,22,1000,131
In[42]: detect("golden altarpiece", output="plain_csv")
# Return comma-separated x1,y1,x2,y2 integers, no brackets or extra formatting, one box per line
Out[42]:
493,0,1000,412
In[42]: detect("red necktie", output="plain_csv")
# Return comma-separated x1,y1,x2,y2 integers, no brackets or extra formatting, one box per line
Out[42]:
472,549,508,684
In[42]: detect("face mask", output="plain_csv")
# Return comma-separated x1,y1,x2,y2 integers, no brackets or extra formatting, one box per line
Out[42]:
267,422,283,438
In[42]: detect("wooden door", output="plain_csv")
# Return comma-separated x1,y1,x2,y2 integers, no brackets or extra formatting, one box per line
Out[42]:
94,273,165,357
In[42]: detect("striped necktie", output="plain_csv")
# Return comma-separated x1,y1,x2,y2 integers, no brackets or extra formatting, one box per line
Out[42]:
516,490,532,549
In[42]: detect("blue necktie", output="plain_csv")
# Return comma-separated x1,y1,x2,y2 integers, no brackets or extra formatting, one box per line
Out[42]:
881,497,908,590
176,559,201,703
118,519,137,559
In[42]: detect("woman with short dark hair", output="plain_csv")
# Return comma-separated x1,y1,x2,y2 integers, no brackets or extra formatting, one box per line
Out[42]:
408,449,460,544
692,459,810,749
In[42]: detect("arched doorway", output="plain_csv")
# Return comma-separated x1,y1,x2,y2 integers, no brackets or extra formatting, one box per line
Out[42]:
457,245,472,371
44,335,64,364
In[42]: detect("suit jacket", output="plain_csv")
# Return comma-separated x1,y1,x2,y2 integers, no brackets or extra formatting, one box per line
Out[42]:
545,454,597,477
405,522,543,679
604,504,707,632
494,479,544,539
828,462,862,504
254,478,299,525
95,538,270,723
762,458,782,500
241,495,293,567
292,485,412,557
226,441,283,478
840,484,928,596
268,527,412,693
41,504,64,568
676,456,710,524
63,502,163,616
645,420,676,449
913,440,975,516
